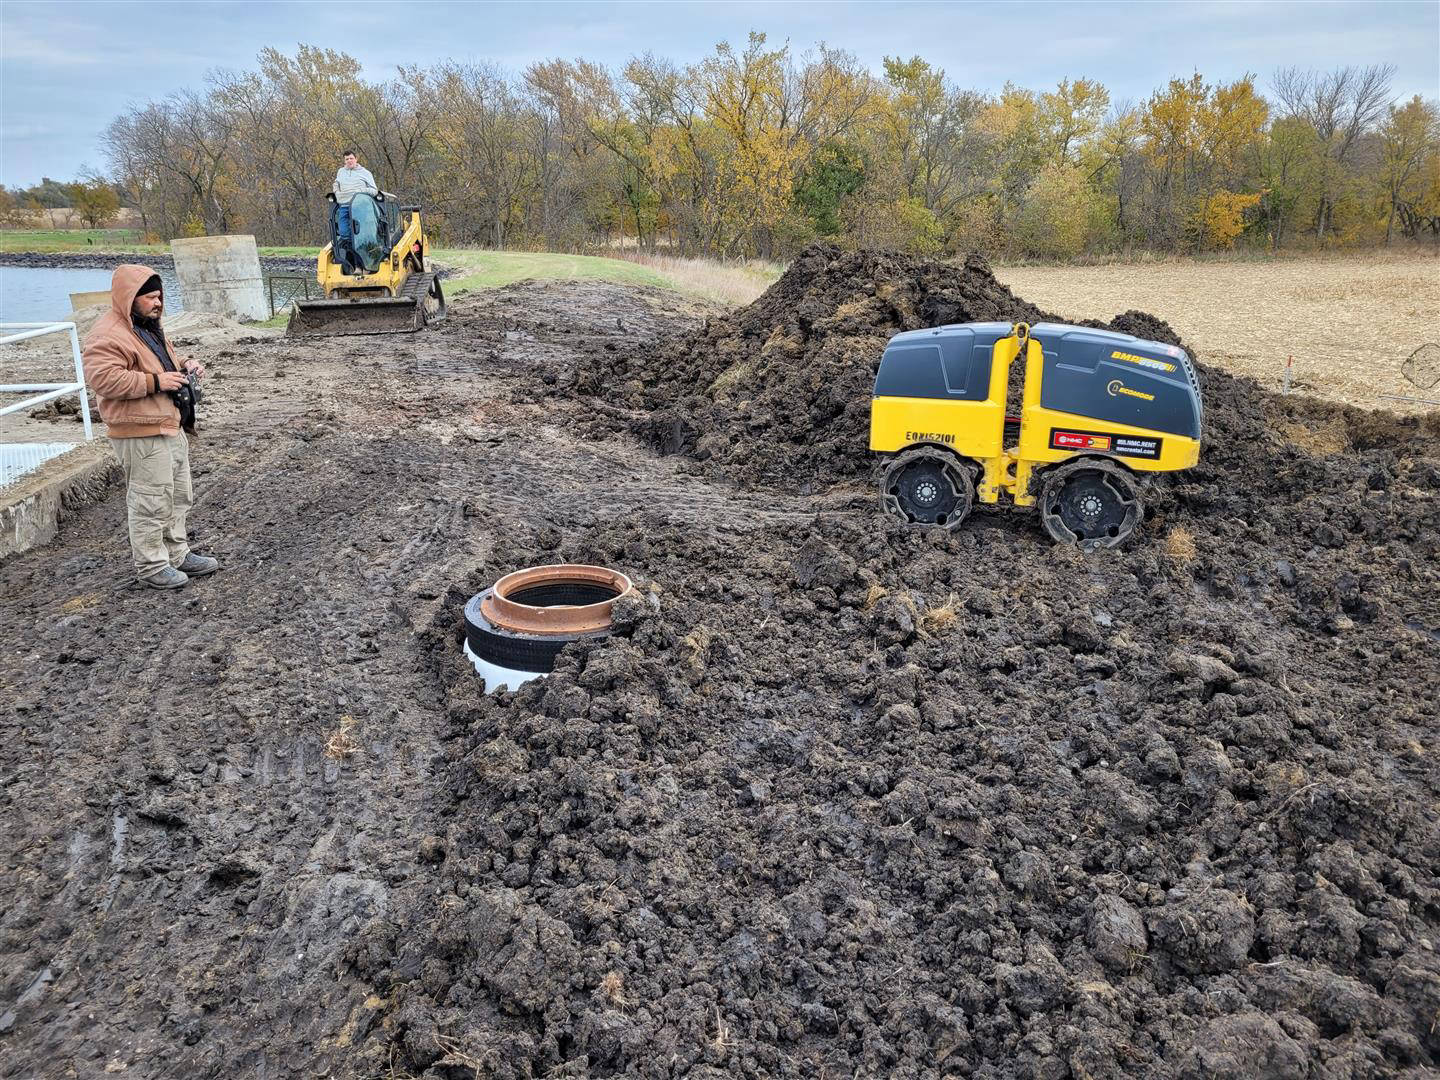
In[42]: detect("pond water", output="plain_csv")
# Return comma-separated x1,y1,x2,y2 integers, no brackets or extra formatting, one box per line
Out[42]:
0,266,185,325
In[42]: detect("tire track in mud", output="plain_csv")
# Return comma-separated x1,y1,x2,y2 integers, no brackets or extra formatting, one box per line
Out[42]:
471,431,854,534
0,279,730,1076
0,356,465,1075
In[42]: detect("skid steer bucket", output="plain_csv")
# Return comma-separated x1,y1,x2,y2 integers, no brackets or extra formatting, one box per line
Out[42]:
286,273,446,338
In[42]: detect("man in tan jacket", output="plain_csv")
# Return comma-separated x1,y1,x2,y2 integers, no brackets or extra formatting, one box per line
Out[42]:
83,264,219,589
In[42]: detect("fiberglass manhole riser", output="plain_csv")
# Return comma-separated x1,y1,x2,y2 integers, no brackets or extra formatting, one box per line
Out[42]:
462,564,633,692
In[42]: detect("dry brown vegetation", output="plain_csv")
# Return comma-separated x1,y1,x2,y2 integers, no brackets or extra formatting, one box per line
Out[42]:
998,251,1440,414
610,250,781,307
1163,526,1198,561
324,715,360,759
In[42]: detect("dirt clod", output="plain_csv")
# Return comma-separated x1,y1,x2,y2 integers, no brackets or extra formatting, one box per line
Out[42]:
1177,1012,1309,1080
1088,894,1149,973
1151,883,1257,974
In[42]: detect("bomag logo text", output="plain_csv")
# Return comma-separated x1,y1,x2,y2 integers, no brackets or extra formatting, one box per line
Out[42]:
1106,379,1155,402
1111,350,1177,373
907,431,956,445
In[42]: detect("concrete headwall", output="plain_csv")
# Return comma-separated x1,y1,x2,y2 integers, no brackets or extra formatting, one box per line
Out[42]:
170,235,267,322
69,289,111,311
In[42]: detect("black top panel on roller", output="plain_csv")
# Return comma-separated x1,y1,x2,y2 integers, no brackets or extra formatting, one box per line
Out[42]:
1029,323,1203,439
874,322,1011,401
874,321,1203,441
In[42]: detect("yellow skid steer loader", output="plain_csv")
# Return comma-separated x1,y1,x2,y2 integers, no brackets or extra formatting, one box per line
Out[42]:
287,191,445,337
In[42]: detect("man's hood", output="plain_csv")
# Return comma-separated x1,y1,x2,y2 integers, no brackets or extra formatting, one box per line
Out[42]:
110,264,161,322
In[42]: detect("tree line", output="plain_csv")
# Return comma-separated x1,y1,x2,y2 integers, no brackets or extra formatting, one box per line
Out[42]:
0,175,121,230
12,38,1440,258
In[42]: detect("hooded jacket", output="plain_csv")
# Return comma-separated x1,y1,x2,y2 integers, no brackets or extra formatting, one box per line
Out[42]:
82,264,188,438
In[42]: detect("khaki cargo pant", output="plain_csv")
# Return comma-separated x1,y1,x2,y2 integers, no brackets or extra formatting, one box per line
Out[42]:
110,434,192,580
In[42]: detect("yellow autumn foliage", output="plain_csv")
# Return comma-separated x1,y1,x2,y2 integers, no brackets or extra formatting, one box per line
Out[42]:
1193,189,1263,248
91,41,1435,256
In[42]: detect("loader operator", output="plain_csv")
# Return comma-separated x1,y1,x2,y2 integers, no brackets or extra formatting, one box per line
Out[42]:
82,265,219,590
332,149,378,273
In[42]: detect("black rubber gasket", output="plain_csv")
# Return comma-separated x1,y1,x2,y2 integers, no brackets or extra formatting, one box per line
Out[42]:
463,590,610,674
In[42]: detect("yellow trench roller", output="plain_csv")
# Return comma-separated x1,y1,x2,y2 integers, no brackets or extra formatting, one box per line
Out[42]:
870,321,1204,550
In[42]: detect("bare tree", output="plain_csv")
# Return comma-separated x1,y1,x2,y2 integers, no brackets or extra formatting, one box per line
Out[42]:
1272,64,1396,239
1090,102,1145,247
104,98,228,237
429,62,538,248
102,113,161,236
525,60,623,249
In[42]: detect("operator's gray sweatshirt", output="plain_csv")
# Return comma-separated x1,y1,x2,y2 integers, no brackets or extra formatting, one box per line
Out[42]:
332,165,378,205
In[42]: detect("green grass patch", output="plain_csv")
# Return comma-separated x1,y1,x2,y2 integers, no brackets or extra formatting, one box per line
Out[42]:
435,249,670,295
0,228,163,253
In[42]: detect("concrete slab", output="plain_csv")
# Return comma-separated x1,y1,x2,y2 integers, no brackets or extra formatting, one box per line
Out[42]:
0,440,118,560
70,289,111,310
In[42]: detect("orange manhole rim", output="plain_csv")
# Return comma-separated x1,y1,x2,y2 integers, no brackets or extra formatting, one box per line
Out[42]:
480,563,632,636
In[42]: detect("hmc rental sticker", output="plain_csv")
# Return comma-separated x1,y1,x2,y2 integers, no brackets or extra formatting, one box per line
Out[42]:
1049,428,1164,460
1051,430,1112,451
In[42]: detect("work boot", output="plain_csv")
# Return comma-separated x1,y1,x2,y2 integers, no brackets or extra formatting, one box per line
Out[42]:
141,566,189,590
176,553,219,577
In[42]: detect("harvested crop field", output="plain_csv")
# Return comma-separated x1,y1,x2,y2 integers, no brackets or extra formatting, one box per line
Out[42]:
997,252,1440,414
1,246,1437,1079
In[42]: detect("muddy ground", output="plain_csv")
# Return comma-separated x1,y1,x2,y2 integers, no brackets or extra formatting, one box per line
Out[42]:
1,249,1437,1079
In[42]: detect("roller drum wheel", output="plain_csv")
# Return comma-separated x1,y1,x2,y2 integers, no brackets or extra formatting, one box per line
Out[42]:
1038,459,1143,551
880,448,974,531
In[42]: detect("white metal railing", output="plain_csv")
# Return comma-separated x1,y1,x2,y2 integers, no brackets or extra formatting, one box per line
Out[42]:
0,442,79,488
0,321,93,440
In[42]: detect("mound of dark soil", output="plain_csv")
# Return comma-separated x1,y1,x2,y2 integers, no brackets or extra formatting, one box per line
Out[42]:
4,274,1430,1079
339,272,1438,1078
1154,362,1440,611
354,487,1438,1077
578,242,1439,573
578,245,1192,492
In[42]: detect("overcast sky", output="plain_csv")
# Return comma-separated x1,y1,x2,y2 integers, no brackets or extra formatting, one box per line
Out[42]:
2,0,1436,188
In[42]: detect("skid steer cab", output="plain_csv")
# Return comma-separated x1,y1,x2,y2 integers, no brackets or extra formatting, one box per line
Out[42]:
870,321,1203,550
